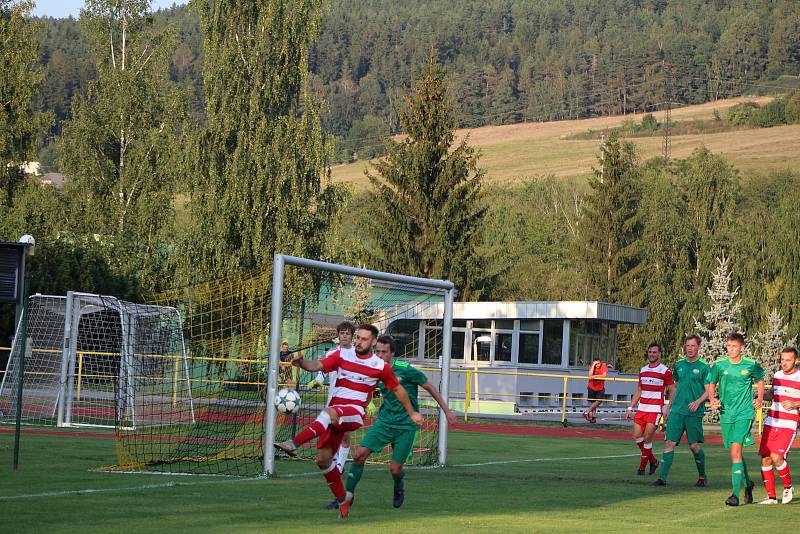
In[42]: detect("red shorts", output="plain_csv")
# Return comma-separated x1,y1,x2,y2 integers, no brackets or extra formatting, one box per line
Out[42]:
634,410,660,428
317,405,364,451
759,425,797,459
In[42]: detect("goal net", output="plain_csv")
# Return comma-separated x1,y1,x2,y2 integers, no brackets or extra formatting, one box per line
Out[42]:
0,293,191,429
112,255,455,476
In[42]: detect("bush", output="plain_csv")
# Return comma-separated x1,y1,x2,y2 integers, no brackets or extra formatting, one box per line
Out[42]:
727,102,760,126
785,90,800,124
640,113,659,131
748,98,786,128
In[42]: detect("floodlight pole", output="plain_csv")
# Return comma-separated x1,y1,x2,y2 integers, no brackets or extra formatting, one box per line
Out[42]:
438,287,455,466
263,254,285,476
12,276,30,470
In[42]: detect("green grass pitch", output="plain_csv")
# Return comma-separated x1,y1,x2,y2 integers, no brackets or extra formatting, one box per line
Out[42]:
1,426,795,533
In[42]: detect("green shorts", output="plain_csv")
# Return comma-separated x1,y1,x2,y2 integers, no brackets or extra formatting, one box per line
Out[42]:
665,412,704,444
361,420,418,464
721,419,755,448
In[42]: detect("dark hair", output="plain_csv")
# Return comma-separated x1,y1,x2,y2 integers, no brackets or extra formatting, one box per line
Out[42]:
336,321,356,335
647,342,663,352
727,332,745,344
683,334,701,345
357,323,379,338
376,335,396,354
781,346,799,358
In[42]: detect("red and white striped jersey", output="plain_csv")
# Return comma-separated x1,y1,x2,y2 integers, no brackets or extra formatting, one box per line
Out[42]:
764,369,800,431
320,348,399,414
636,363,673,414
322,346,355,406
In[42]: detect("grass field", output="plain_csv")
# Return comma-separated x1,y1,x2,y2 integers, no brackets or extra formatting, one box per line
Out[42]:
2,424,795,533
331,96,800,185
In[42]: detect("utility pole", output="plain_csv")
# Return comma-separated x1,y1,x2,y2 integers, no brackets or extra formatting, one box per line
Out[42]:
662,61,672,160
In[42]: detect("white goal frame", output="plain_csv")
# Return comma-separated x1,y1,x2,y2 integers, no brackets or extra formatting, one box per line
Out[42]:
0,291,194,429
263,254,455,476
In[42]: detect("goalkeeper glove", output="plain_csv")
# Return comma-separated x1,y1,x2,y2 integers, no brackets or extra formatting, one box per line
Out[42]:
366,400,377,417
307,379,323,389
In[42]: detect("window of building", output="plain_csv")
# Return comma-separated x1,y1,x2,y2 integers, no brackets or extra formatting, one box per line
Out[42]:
541,320,563,365
496,332,513,362
518,333,539,364
385,319,421,359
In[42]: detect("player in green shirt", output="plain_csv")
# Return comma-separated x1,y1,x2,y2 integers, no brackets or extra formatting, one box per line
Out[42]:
654,334,710,487
705,332,765,507
344,334,457,510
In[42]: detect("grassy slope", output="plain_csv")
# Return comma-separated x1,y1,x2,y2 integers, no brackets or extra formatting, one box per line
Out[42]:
2,427,795,533
332,96,800,186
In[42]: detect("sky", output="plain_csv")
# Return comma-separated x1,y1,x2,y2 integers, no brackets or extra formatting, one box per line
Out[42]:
33,0,188,19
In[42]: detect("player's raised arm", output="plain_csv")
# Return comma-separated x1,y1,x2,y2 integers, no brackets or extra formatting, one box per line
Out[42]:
290,355,324,372
421,381,457,425
390,383,423,424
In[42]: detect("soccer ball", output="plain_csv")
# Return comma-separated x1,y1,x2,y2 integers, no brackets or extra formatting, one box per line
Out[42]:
275,388,301,414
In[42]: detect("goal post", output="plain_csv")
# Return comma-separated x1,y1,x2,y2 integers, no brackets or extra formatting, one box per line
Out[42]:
263,254,456,476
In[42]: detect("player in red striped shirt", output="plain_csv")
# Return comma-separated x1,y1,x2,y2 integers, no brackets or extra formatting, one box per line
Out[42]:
626,342,673,476
274,324,422,518
757,346,800,504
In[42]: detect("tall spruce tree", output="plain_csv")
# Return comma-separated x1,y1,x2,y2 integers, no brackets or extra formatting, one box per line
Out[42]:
751,309,796,376
367,54,492,299
694,254,744,362
0,0,51,208
580,131,639,300
59,0,188,291
183,0,339,279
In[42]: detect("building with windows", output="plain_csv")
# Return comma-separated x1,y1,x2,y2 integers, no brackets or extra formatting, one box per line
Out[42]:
386,301,646,415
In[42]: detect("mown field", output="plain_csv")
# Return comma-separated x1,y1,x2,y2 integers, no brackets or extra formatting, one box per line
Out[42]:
331,96,800,185
2,424,795,533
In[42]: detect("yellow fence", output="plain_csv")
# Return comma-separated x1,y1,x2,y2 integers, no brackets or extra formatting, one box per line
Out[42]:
0,346,769,435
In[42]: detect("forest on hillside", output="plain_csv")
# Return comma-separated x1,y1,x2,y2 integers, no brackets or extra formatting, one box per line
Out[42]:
34,0,800,165
3,0,800,371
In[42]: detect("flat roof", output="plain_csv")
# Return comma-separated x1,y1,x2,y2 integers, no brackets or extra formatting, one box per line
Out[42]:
391,301,647,325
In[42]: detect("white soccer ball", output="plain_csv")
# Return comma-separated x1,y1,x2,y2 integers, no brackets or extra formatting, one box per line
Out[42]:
275,388,302,414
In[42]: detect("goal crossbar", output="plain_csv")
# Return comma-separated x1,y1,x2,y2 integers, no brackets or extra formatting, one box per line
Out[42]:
263,254,456,475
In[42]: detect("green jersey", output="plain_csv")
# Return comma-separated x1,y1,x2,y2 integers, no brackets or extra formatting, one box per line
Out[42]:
705,357,765,423
670,357,710,417
376,359,428,429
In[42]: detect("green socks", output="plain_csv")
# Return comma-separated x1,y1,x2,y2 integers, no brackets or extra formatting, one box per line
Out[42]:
393,470,405,490
692,449,706,477
741,458,751,485
345,462,364,493
659,451,675,482
732,462,744,496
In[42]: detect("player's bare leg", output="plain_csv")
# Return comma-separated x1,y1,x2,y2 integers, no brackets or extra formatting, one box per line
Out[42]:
584,399,602,423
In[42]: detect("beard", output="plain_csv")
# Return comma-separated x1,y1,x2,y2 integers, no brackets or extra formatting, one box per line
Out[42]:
355,344,370,356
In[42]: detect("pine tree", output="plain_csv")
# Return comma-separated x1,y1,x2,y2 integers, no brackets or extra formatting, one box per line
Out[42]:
59,0,188,291
182,0,339,279
751,309,797,376
694,254,744,361
580,131,639,300
367,53,493,299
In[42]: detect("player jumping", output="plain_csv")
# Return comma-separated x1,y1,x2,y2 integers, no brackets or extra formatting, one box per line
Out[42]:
626,342,673,476
343,335,457,512
706,332,765,506
653,335,710,487
757,346,799,505
274,324,422,519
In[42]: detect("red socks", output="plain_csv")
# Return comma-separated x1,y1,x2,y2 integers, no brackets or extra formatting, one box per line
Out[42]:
322,465,345,500
762,465,777,499
777,462,792,489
